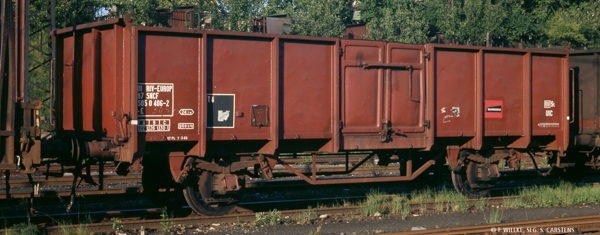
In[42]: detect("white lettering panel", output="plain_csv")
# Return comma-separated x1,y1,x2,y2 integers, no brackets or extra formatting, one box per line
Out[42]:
138,83,174,117
138,119,171,132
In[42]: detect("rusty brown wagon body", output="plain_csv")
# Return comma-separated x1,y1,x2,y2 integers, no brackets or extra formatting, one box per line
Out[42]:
45,15,575,214
0,9,590,216
52,16,570,154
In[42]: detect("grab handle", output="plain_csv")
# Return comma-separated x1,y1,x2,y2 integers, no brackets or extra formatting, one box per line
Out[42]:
363,63,418,102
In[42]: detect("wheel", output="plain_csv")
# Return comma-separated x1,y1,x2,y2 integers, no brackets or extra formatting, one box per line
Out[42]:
142,157,182,208
451,162,491,198
183,170,240,216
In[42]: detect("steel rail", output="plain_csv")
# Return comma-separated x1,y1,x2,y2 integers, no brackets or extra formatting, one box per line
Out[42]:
393,214,600,235
0,195,518,234
2,194,584,234
2,179,600,233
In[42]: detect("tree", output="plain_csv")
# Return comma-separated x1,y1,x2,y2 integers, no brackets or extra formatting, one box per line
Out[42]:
360,0,433,43
56,0,106,27
112,0,160,25
546,1,600,48
262,0,293,16
283,0,353,38
441,0,506,46
497,0,536,45
215,0,265,32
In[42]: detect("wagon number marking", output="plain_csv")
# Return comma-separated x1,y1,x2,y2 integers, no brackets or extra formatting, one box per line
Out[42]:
137,83,174,117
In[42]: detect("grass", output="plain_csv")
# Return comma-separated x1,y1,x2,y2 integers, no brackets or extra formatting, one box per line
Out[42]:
252,209,282,226
301,155,312,173
409,187,434,203
58,220,90,235
389,196,406,215
348,212,359,222
434,201,446,212
360,190,388,216
331,199,351,208
452,199,468,212
366,162,385,177
487,181,600,210
297,207,316,225
242,181,600,228
516,181,600,208
235,217,244,226
215,180,600,230
3,206,94,235
359,187,473,217
110,217,122,233
431,188,467,212
541,158,550,167
160,207,175,233
297,207,315,224
493,181,600,210
400,203,411,220
4,222,38,235
498,161,505,170
474,199,486,211
484,208,504,224
503,196,525,209
355,181,600,219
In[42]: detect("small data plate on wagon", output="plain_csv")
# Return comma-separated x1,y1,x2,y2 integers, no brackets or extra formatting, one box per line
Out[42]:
207,94,235,128
138,119,171,132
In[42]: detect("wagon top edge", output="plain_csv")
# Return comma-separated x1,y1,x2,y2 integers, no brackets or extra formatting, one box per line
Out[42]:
52,16,573,57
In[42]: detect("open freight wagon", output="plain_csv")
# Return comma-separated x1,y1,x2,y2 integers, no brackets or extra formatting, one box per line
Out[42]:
20,14,574,215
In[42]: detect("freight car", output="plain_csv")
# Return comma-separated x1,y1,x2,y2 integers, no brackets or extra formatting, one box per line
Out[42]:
1,10,598,216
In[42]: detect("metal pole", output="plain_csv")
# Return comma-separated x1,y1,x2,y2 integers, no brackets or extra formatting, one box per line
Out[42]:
21,0,29,102
51,0,56,129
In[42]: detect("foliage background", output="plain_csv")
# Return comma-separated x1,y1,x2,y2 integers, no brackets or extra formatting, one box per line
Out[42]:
51,0,600,48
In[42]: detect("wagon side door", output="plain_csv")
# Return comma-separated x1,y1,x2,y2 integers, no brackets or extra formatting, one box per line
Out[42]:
384,43,426,134
340,40,385,134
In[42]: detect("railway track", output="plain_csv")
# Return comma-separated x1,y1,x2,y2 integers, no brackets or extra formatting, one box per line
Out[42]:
396,214,600,235
0,194,520,234
3,193,597,234
1,163,599,233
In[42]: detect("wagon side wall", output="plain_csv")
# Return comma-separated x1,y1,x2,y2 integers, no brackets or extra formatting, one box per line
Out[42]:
570,50,600,135
54,19,137,163
428,45,569,152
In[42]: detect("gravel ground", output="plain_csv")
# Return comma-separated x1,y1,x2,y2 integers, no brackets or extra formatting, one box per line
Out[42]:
189,204,600,235
3,170,600,234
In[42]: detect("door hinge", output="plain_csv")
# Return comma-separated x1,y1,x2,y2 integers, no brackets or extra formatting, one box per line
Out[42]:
339,48,344,57
424,52,431,60
339,120,344,129
424,120,431,129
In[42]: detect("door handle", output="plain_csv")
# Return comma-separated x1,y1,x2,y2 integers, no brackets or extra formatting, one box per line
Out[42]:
362,63,412,70
363,63,419,102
